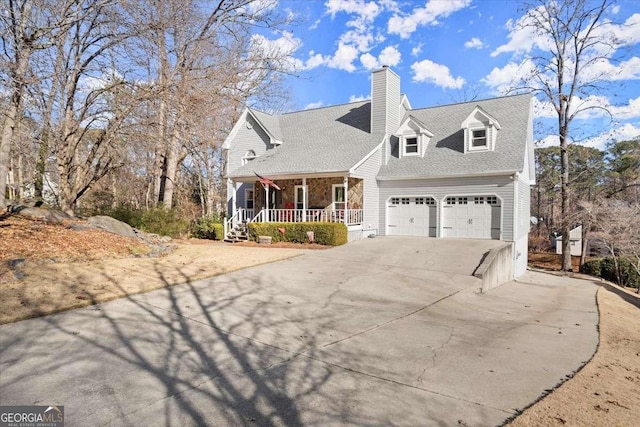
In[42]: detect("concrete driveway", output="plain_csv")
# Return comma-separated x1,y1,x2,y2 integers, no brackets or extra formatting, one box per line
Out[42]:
0,237,599,426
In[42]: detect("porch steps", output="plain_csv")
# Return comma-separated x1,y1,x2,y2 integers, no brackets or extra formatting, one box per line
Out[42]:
224,222,249,243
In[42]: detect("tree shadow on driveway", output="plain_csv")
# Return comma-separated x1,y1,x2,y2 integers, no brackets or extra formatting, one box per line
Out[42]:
0,262,365,425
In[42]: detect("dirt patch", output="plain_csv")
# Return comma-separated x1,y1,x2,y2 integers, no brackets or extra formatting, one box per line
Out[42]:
509,284,640,426
529,252,583,272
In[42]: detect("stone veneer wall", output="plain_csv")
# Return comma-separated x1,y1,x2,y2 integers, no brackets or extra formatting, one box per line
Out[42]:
252,177,363,211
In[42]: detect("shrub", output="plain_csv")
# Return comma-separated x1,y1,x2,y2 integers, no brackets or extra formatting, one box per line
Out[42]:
581,256,639,289
192,216,224,240
248,222,347,246
137,207,190,238
580,258,601,277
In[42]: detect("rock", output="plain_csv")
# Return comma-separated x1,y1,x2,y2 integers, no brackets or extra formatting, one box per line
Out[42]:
87,215,136,238
15,206,72,223
68,223,97,231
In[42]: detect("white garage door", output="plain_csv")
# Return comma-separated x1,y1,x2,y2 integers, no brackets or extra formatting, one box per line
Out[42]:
387,197,437,237
442,196,501,239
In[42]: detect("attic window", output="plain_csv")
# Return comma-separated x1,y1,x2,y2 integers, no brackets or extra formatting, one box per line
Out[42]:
472,129,487,147
405,137,418,154
242,150,257,165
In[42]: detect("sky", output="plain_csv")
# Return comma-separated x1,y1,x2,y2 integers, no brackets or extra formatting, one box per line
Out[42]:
255,0,640,150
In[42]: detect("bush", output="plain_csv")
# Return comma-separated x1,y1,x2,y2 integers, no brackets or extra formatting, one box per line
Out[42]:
581,257,639,289
137,207,190,238
248,222,347,246
580,258,601,277
192,216,224,240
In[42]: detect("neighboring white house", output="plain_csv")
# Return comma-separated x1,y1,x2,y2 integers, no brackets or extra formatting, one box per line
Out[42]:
222,67,535,277
555,225,609,257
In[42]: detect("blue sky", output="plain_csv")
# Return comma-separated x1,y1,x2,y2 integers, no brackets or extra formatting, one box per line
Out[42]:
255,0,640,149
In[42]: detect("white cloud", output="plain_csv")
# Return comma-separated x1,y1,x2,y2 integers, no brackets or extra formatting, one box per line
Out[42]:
582,123,640,150
411,43,423,57
611,5,620,15
360,45,401,70
464,37,485,49
326,0,381,23
349,94,370,102
251,31,302,71
482,60,537,94
360,52,379,69
326,42,360,72
580,56,640,82
379,45,401,66
411,59,465,89
491,9,553,57
388,0,471,39
534,94,640,122
304,101,324,110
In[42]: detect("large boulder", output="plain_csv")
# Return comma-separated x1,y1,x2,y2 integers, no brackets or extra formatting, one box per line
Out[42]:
87,215,136,238
15,206,72,223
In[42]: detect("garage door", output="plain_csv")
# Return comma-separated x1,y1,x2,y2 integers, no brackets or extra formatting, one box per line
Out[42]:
442,196,501,239
387,197,437,237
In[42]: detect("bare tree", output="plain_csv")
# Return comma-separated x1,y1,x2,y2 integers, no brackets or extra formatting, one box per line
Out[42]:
516,0,617,270
581,200,640,292
129,0,295,210
0,0,79,208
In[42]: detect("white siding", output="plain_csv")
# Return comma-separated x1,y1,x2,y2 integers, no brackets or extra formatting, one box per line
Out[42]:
353,147,382,234
371,68,401,135
378,175,515,241
227,120,274,175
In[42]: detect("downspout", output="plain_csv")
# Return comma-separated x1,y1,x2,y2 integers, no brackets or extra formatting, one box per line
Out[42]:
512,172,519,278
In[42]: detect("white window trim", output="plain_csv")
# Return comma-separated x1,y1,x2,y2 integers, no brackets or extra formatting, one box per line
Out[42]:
242,150,257,165
244,188,254,209
468,126,490,152
401,134,421,157
294,185,307,210
332,183,345,210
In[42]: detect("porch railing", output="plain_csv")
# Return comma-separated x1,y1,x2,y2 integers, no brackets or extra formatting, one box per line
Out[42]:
258,208,363,225
226,208,363,238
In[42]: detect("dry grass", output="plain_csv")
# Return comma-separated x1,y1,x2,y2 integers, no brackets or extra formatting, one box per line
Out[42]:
0,215,306,324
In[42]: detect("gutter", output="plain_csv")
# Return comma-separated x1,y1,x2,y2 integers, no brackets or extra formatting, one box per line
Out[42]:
376,170,519,181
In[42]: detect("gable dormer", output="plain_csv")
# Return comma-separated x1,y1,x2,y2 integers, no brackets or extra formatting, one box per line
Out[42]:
395,115,434,158
461,106,501,153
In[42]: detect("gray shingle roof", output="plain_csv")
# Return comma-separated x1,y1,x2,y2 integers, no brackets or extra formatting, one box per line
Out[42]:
229,93,530,179
229,101,384,178
379,94,531,178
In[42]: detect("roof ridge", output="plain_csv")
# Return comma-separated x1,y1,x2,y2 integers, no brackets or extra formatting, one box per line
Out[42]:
409,92,531,112
282,99,370,116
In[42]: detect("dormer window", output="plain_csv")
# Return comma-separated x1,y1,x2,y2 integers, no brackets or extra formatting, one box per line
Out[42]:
395,116,434,159
404,137,419,155
471,129,487,148
461,106,501,153
242,150,257,165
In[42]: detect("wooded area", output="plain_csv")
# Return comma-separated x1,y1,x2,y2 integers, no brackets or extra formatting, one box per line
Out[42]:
1,0,294,216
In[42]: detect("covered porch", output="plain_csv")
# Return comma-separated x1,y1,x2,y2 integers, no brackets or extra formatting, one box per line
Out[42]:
225,175,364,238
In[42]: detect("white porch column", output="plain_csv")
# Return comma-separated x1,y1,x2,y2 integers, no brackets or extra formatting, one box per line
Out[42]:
229,178,236,217
302,177,307,212
343,176,349,225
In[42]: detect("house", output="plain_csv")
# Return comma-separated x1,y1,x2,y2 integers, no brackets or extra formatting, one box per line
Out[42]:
223,67,534,277
554,225,609,257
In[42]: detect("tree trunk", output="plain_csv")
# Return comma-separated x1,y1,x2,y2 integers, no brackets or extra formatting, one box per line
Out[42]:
559,113,572,271
580,221,588,269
